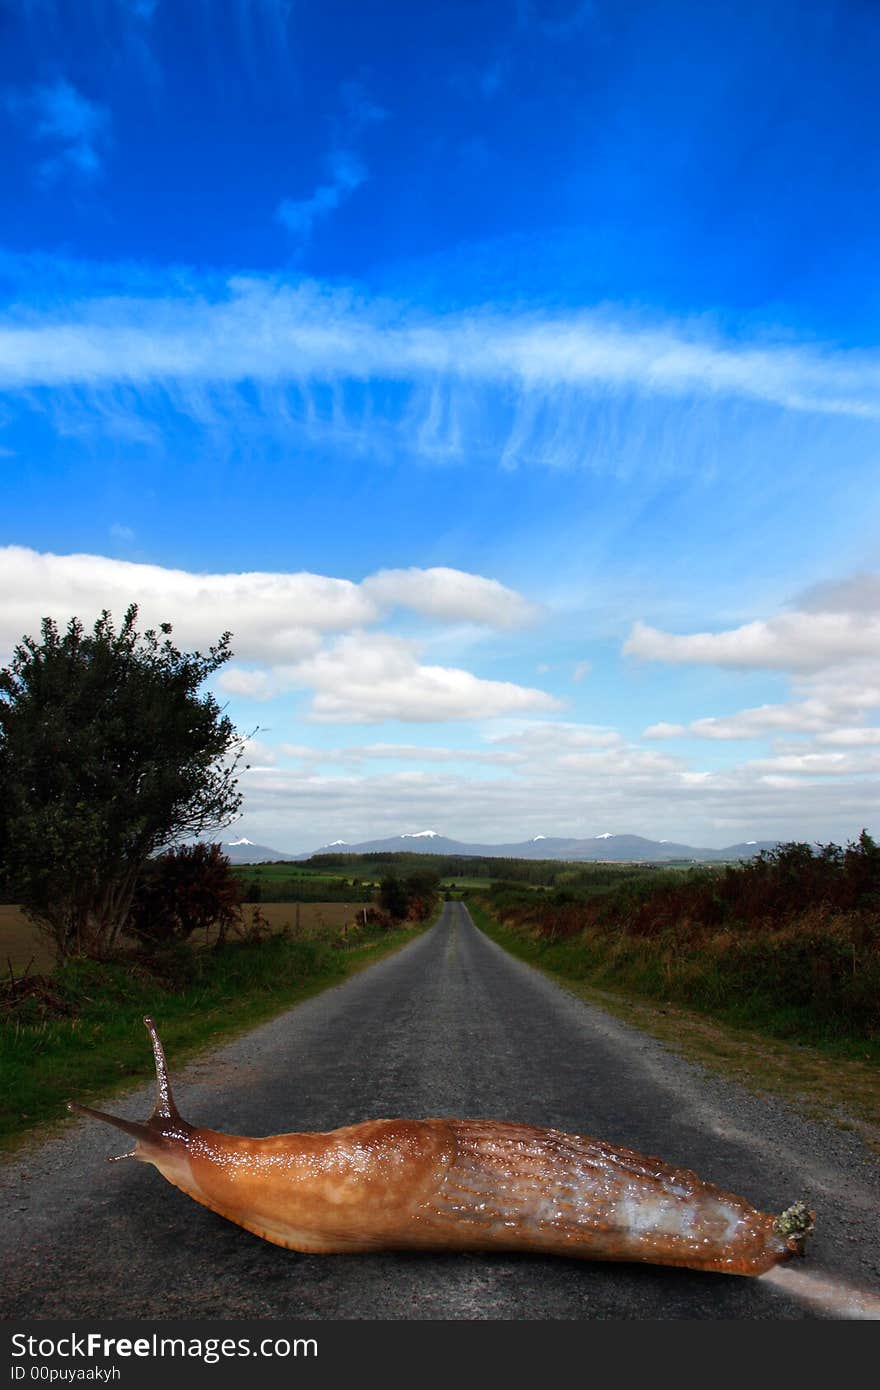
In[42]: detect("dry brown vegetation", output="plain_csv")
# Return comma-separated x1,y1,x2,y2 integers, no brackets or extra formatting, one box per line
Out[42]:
0,902,369,976
479,836,880,1052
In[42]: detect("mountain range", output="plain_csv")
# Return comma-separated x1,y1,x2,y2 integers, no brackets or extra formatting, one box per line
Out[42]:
219,831,782,864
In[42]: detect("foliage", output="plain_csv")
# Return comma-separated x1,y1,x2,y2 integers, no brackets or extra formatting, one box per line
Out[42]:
477,834,880,1044
377,867,441,921
127,842,244,948
0,605,244,961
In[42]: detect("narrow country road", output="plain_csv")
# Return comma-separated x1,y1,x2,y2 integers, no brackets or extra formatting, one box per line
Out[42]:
2,903,878,1319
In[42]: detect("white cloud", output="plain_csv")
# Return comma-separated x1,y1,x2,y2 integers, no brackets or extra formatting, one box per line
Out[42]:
276,741,519,765
816,727,880,746
216,668,277,700
362,566,539,628
0,547,535,667
4,276,880,426
235,732,880,851
286,632,561,723
747,752,880,776
353,742,513,763
572,659,591,683
489,721,624,755
0,546,369,664
626,572,880,673
0,546,554,727
625,612,880,672
645,701,836,740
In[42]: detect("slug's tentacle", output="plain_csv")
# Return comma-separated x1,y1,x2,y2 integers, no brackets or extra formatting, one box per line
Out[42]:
143,1014,181,1122
67,1015,193,1163
69,1018,815,1276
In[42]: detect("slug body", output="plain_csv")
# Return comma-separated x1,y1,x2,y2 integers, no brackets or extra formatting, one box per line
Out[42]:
69,1018,814,1277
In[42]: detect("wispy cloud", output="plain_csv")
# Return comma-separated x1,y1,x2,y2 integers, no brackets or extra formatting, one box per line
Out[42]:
277,78,385,246
3,274,880,430
277,150,368,244
339,80,388,129
9,79,111,182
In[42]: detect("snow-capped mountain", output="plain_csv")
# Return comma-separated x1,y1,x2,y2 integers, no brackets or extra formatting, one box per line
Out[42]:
295,831,783,862
220,838,298,863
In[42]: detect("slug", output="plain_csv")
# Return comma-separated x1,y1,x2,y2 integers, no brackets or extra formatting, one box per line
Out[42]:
68,1016,814,1276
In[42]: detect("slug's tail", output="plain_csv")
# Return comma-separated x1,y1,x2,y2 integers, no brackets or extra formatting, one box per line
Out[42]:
67,1016,191,1161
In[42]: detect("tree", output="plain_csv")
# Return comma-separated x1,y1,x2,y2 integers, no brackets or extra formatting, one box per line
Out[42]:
127,843,244,949
0,605,245,960
378,873,409,920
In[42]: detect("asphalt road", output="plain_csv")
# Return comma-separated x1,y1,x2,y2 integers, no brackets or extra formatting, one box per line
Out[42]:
2,902,878,1319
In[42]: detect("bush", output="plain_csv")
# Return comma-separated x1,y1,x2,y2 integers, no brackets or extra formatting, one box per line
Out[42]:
127,843,244,948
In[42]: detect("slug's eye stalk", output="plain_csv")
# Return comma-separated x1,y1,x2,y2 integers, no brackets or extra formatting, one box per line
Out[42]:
143,1015,180,1123
67,1016,191,1160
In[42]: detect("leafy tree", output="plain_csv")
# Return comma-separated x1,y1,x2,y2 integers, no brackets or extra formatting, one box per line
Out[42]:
0,605,245,960
378,873,409,920
127,842,244,948
377,868,439,921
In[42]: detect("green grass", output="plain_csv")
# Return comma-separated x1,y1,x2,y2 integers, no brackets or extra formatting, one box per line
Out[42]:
469,902,880,1064
469,902,880,1142
0,917,427,1152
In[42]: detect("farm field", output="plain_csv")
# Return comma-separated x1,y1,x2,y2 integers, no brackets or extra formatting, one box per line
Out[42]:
0,902,368,975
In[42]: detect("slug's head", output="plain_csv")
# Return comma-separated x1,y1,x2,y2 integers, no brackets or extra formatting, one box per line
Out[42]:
68,1016,194,1170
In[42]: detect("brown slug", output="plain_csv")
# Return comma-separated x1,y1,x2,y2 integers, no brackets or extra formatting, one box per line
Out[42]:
68,1016,814,1275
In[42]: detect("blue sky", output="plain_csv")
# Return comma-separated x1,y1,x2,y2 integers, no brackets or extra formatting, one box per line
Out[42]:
2,0,879,851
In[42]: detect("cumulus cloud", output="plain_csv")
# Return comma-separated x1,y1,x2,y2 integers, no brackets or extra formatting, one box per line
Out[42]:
0,546,370,664
644,701,836,740
0,545,554,727
626,571,880,673
625,612,880,672
0,547,535,665
634,576,880,764
362,566,539,628
216,668,277,700
488,721,624,755
285,632,560,723
816,727,880,746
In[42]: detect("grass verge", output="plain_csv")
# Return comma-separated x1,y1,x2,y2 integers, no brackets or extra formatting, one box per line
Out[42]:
1,917,428,1155
469,902,880,1152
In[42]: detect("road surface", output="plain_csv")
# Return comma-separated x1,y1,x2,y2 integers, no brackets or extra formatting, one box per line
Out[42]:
2,903,878,1319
